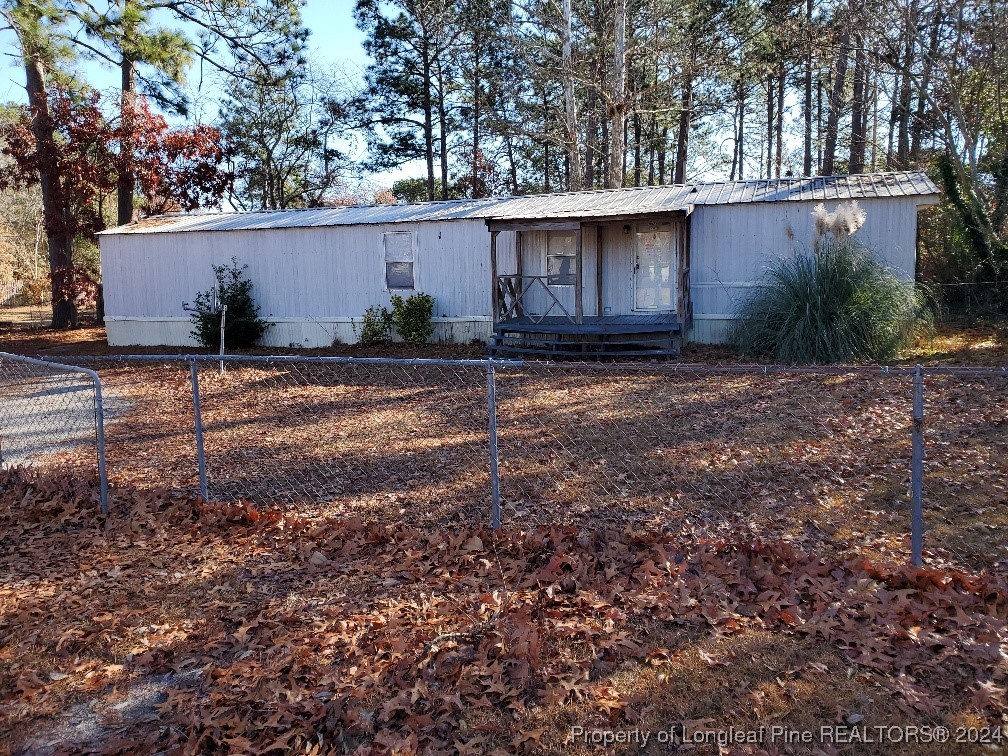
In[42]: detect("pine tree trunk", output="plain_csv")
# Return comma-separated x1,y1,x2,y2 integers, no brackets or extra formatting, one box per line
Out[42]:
822,25,851,176
118,55,136,226
803,0,813,176
24,57,77,328
543,87,551,192
421,47,436,201
633,110,642,186
766,74,774,178
910,8,941,162
674,73,692,184
606,0,627,189
504,129,519,194
471,34,482,197
870,68,879,170
562,0,582,190
601,113,609,184
894,0,917,168
738,78,746,180
816,75,823,172
436,63,449,199
616,117,624,184
775,66,785,177
584,85,596,188
730,100,740,180
647,113,656,185
849,36,866,173
658,125,667,183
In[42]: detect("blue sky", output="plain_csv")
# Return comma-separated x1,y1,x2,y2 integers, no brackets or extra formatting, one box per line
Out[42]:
2,0,370,100
303,0,370,71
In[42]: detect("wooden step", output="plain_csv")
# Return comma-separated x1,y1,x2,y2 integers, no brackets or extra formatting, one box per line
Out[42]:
489,330,681,359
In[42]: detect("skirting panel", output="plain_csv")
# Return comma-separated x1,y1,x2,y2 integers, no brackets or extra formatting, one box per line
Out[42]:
105,317,494,348
688,318,734,345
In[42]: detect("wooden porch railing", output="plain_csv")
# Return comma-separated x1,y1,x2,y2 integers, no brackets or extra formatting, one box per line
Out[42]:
495,275,575,323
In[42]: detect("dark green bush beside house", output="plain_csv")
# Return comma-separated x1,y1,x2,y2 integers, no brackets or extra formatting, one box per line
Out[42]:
354,294,437,345
190,258,271,349
390,293,435,345
356,305,394,344
731,240,931,364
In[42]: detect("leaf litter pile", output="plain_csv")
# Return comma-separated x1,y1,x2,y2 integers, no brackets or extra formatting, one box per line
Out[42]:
2,471,1007,754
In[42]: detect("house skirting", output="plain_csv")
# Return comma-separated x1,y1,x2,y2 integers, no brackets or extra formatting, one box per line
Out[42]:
104,316,494,348
689,315,734,345
106,315,734,348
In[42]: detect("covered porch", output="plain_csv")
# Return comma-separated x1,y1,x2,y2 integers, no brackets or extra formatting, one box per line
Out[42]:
486,214,692,358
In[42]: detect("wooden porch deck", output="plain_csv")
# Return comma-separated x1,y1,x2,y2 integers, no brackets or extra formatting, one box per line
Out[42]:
491,314,682,358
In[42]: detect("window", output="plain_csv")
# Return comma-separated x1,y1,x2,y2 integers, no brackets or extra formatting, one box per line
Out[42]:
545,231,577,286
384,232,415,289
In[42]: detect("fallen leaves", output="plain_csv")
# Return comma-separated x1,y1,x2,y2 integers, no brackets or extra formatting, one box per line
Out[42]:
1,470,1006,754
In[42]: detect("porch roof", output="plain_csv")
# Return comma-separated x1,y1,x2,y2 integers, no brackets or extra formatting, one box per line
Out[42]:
480,172,940,224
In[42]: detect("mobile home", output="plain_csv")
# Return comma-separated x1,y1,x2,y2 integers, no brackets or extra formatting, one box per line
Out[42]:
98,171,940,354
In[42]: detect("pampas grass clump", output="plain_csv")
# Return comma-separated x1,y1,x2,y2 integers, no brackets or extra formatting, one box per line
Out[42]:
731,240,931,364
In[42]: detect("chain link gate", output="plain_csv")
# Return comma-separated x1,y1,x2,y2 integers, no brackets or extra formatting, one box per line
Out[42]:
0,352,108,514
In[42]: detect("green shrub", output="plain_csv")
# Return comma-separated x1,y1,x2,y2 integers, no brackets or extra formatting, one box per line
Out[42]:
390,293,436,345
731,240,931,364
356,305,393,344
190,258,271,349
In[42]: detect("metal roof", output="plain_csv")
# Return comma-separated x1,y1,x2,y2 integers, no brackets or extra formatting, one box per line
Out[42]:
101,171,939,235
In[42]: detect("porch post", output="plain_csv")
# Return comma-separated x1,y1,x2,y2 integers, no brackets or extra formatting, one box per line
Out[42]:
515,230,524,317
574,225,584,324
490,229,499,322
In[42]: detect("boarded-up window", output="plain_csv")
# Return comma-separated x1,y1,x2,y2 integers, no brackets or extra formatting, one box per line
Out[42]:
384,232,415,289
545,231,576,286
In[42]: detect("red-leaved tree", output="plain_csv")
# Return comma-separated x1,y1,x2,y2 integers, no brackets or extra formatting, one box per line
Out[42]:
0,86,231,327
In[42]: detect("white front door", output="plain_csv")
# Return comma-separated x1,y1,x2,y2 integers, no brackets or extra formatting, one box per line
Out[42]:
633,227,676,311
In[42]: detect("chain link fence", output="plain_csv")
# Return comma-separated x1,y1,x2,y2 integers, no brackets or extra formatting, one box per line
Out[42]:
2,352,1005,569
194,357,493,524
493,364,917,546
0,352,107,513
922,368,1008,569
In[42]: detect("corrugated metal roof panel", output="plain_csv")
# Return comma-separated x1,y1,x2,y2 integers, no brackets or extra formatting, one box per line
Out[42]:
101,171,940,235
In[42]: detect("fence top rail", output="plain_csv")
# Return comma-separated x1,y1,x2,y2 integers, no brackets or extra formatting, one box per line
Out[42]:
62,353,527,369
8,351,1008,377
915,366,1008,377
0,351,103,382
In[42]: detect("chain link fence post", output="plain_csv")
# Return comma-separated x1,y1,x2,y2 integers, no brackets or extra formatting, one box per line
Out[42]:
487,361,502,530
190,359,209,502
92,371,109,515
911,363,924,567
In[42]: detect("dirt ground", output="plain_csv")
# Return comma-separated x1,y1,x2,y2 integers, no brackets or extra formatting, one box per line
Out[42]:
4,329,1001,573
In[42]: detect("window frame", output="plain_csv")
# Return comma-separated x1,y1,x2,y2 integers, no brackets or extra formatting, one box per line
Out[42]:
383,231,416,291
543,230,577,287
